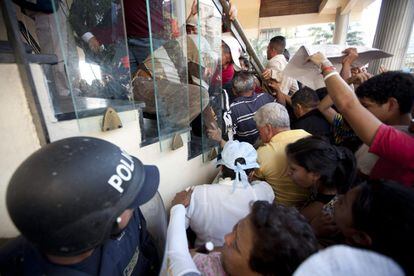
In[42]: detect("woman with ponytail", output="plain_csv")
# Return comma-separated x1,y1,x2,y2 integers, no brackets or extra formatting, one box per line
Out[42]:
286,136,357,244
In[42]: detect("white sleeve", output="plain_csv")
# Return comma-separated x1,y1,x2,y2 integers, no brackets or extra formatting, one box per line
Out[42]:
163,205,200,276
268,60,284,82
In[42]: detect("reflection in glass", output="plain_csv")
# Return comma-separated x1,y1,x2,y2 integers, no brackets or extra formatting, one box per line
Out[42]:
29,0,137,130
68,0,131,101
37,0,228,155
132,0,191,150
194,0,224,161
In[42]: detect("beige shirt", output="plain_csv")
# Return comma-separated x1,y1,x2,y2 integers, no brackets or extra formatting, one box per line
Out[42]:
255,129,311,207
266,54,299,95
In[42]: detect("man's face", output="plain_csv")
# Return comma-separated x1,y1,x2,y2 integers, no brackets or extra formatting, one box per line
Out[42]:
359,97,391,123
186,25,197,34
287,159,318,189
266,45,275,60
293,104,303,119
222,43,232,67
333,186,361,236
257,124,272,143
221,215,259,276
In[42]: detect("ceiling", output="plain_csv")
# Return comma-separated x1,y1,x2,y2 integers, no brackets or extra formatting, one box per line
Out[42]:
259,0,323,17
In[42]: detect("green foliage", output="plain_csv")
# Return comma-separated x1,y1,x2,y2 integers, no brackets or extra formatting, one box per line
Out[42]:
308,23,334,45
250,38,269,64
307,23,364,46
346,30,364,46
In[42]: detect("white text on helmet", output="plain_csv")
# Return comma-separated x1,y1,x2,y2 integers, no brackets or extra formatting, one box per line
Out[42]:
107,151,135,193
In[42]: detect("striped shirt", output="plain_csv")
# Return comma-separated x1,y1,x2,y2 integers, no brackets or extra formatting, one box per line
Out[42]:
230,93,276,145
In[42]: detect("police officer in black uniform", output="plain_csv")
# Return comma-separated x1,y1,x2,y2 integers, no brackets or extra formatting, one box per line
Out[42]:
0,137,160,275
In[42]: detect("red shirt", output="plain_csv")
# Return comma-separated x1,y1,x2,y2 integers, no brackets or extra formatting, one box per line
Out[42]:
123,0,164,38
369,124,414,187
211,64,235,86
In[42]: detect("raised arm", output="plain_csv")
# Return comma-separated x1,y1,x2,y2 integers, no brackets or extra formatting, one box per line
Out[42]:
340,48,358,81
163,203,200,276
268,79,290,106
309,52,382,145
317,94,337,124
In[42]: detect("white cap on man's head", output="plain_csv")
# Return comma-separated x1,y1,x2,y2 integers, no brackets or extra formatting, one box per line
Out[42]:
222,33,242,71
217,140,259,173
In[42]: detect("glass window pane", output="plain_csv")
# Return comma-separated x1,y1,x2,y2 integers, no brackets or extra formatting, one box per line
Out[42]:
134,0,190,150
187,0,223,161
49,0,136,131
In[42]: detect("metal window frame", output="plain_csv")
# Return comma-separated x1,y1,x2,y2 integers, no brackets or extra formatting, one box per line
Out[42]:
1,0,50,145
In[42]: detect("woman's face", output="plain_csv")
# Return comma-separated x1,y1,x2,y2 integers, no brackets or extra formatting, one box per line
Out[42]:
221,215,259,276
287,159,319,189
334,186,362,234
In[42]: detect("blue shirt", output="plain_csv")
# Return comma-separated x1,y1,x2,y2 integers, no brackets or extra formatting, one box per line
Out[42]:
0,208,159,276
230,93,275,145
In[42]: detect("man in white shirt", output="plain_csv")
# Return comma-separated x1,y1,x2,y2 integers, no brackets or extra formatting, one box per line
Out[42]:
182,140,274,247
262,36,298,95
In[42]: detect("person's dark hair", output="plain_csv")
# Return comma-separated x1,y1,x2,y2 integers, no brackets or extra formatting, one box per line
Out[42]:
221,157,254,180
315,87,328,101
249,201,318,276
232,72,255,95
291,87,320,109
351,180,414,274
355,71,414,114
286,136,356,194
269,36,286,53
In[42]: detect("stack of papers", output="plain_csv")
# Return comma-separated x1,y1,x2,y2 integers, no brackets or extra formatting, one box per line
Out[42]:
283,45,393,90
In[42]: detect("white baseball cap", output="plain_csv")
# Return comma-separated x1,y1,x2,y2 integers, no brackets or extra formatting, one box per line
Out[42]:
222,33,242,71
217,140,259,188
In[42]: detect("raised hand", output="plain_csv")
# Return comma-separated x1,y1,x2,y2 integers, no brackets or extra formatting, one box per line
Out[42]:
342,47,359,65
347,72,372,86
172,187,194,207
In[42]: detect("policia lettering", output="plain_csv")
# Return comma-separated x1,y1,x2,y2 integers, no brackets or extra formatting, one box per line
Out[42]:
108,151,135,193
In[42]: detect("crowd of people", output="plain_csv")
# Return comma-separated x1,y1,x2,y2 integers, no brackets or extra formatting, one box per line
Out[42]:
1,0,414,275
165,42,414,275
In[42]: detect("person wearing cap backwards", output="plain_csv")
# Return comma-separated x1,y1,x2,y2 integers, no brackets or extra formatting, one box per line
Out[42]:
172,140,274,248
211,34,242,96
0,137,160,275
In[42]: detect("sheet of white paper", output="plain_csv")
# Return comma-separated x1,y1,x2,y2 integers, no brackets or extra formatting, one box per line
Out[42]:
307,45,393,68
283,46,327,90
283,45,393,90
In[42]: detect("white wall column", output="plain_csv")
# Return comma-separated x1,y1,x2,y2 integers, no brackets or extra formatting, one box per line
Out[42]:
369,0,414,73
333,7,350,44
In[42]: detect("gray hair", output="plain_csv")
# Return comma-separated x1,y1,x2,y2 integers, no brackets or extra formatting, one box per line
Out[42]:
232,72,255,94
254,102,290,128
